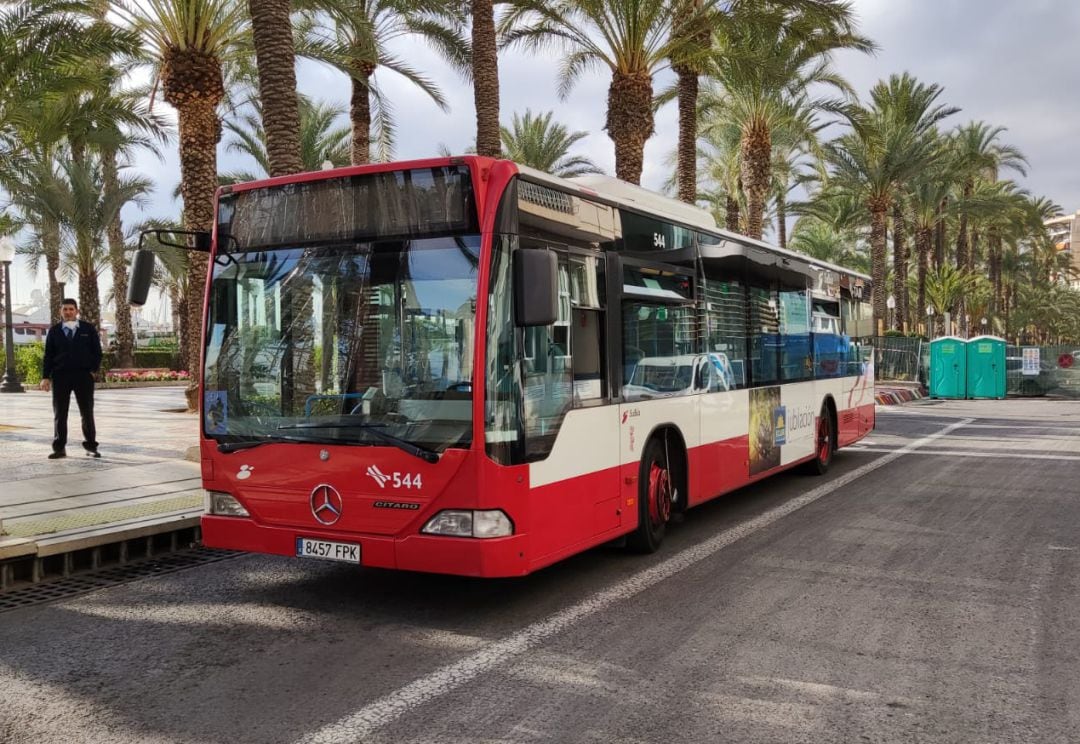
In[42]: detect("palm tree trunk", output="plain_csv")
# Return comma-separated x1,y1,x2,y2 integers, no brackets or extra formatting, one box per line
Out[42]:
933,200,946,271
171,282,184,361
471,0,500,158
248,0,304,177
725,196,739,233
674,66,697,204
915,226,931,334
892,202,908,330
606,70,654,184
350,64,374,165
102,149,135,367
869,199,889,333
42,217,62,323
78,256,101,331
175,99,219,409
776,190,787,249
989,232,1003,315
739,119,770,241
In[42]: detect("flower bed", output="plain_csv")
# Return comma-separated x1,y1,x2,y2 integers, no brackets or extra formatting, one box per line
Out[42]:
102,369,190,385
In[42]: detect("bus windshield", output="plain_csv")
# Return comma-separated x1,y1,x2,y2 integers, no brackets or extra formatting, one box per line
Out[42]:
202,167,480,453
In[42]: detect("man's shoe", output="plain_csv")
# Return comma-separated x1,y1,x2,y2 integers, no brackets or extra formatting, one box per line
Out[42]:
48,451,66,459
87,449,101,458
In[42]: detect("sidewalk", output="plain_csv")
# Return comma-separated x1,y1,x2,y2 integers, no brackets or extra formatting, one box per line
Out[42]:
0,386,201,579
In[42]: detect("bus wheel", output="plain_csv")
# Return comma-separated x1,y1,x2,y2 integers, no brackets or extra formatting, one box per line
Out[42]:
628,437,675,553
805,403,835,475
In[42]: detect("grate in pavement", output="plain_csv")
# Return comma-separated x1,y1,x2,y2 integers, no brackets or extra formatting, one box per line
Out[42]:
0,548,240,613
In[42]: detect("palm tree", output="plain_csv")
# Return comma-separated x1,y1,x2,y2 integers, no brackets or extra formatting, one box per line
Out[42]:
669,0,714,203
297,0,470,165
704,4,872,240
671,0,864,205
789,218,867,274
905,173,953,326
223,97,352,179
0,1,137,170
246,0,304,176
115,0,248,406
826,74,957,330
697,118,744,231
503,0,717,185
949,122,1027,273
923,263,979,337
24,155,152,330
498,110,602,176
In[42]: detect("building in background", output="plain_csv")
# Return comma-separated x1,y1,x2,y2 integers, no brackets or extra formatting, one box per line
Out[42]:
1046,210,1080,288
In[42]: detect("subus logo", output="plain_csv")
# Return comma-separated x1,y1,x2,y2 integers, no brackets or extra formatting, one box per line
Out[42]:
367,465,391,489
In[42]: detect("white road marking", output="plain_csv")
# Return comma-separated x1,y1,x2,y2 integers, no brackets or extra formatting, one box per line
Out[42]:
302,417,972,744
845,446,1080,461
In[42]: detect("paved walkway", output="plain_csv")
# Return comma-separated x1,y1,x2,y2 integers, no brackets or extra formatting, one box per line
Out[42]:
0,387,200,562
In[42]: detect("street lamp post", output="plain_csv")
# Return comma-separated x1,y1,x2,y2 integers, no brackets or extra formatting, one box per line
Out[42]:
926,306,935,339
0,236,25,393
886,295,896,331
981,317,988,335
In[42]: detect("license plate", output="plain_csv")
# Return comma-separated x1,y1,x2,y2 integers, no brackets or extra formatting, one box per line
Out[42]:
295,537,360,564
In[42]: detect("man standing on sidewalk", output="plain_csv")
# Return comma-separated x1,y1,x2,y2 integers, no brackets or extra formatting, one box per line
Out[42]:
40,298,102,459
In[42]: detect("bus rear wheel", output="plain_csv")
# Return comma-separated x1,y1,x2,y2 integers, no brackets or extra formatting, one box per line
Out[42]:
804,403,835,475
628,437,675,553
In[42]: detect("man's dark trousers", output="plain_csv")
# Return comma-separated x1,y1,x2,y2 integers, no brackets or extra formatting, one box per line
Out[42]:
52,370,97,454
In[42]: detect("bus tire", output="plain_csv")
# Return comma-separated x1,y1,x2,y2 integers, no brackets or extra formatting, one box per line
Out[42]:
627,436,676,553
804,402,836,476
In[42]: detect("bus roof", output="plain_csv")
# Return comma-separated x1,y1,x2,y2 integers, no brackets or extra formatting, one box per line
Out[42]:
514,163,870,283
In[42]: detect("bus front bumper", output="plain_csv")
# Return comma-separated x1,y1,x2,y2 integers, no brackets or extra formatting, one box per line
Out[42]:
201,515,530,578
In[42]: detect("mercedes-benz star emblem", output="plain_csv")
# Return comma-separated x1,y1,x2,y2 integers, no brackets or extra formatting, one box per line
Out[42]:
310,484,343,525
319,449,330,461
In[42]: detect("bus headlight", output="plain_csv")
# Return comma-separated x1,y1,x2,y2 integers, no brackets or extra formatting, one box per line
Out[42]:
205,490,249,517
421,510,513,538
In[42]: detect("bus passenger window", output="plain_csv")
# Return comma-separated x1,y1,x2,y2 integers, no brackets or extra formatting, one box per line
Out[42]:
779,286,811,381
701,276,747,389
622,303,696,400
749,284,779,386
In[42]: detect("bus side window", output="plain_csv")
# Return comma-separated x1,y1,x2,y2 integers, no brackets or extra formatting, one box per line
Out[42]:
749,282,779,386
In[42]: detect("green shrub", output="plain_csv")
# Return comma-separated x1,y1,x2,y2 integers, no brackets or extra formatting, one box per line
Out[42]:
883,329,906,337
14,341,44,385
133,350,183,371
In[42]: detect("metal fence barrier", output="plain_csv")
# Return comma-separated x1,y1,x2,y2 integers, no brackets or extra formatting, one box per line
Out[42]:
871,337,924,383
870,337,1080,398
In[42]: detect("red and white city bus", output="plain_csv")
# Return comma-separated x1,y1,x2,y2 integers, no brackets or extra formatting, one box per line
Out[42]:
132,156,875,577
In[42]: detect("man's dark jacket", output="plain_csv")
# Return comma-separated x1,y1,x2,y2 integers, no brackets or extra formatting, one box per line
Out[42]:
42,320,103,379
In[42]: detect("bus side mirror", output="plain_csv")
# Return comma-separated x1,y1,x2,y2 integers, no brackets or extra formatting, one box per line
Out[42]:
513,248,557,327
128,249,156,306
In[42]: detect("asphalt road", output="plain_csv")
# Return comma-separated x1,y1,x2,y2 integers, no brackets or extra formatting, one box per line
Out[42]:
1,399,1078,744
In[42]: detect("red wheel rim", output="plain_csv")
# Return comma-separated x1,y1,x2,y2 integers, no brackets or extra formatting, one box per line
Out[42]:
647,461,672,526
818,415,831,463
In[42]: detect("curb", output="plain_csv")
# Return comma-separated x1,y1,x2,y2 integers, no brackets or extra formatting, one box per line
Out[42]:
875,386,926,405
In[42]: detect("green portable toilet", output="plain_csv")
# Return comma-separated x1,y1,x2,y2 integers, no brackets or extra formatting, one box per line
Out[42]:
929,336,967,398
966,335,1006,399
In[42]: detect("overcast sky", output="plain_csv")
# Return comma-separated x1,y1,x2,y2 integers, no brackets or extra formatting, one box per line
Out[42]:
11,0,1080,308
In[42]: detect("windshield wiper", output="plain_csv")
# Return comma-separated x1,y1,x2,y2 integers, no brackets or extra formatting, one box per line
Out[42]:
275,422,440,463
217,433,360,453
